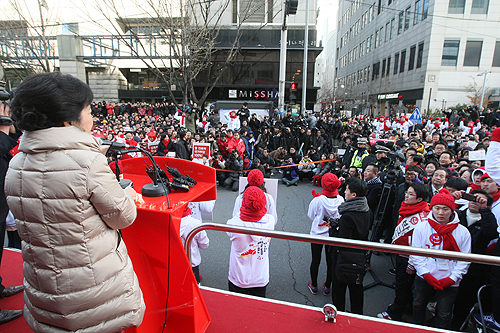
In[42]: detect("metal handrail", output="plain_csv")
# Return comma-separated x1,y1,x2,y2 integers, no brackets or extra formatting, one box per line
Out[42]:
185,222,500,266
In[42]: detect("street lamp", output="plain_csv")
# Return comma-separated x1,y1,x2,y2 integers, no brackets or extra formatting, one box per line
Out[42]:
477,70,492,110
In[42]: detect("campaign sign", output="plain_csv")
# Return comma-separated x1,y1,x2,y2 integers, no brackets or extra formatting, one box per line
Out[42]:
192,142,211,164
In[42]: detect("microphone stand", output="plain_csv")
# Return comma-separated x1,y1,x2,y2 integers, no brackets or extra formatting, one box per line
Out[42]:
114,147,169,197
110,149,133,189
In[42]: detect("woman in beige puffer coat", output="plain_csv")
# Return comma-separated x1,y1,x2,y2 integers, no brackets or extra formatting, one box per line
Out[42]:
5,73,145,333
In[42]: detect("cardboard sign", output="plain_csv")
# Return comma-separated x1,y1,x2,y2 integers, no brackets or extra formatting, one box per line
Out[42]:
469,150,486,161
238,177,279,206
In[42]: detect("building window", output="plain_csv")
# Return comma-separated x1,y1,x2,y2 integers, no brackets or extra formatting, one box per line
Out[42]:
414,0,421,24
405,7,411,30
388,0,392,4
463,41,483,66
471,0,489,14
398,11,404,34
448,0,465,14
375,30,380,48
417,42,424,68
493,41,500,67
400,49,406,73
385,22,390,42
442,40,460,66
409,45,416,70
390,18,395,39
382,58,387,77
422,0,429,19
387,56,391,76
372,62,380,80
394,52,399,74
234,0,268,23
378,0,382,14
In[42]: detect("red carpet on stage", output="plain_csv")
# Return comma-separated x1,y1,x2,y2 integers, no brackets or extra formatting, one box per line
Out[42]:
200,286,451,333
0,248,32,332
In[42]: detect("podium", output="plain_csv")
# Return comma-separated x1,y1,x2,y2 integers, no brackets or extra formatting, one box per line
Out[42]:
119,157,216,333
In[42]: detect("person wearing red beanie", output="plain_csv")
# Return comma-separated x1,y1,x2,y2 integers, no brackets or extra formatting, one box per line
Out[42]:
410,189,471,329
227,186,275,297
231,170,278,223
307,173,344,296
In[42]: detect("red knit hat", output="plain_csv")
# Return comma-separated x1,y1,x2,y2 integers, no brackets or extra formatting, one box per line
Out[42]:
148,131,157,138
481,172,491,181
240,186,267,222
247,169,264,186
430,188,456,211
321,173,341,197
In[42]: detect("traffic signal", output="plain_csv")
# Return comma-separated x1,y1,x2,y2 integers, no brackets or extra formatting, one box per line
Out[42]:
291,82,297,91
286,0,298,15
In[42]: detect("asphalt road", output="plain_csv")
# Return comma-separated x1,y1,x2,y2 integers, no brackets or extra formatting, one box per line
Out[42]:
198,174,397,319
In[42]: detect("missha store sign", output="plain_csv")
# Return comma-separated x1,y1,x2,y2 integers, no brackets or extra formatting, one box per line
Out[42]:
228,88,279,100
377,93,402,100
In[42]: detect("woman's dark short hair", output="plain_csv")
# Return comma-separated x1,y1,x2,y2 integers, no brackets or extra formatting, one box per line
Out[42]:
346,177,367,197
10,72,93,131
408,182,430,201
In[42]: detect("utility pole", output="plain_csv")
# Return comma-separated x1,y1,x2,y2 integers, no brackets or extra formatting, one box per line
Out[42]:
478,70,491,110
278,0,288,115
301,0,309,115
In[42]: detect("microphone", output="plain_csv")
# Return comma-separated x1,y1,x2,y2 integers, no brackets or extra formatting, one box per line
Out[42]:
99,139,136,150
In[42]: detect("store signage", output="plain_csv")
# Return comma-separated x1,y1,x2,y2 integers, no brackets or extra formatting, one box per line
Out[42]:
228,88,279,100
377,93,401,100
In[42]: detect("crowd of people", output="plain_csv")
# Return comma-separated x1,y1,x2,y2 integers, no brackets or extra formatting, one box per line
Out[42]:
3,79,500,332
85,99,500,331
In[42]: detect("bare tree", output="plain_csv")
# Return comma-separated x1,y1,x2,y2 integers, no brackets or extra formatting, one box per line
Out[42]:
79,0,278,106
0,0,57,79
465,78,491,108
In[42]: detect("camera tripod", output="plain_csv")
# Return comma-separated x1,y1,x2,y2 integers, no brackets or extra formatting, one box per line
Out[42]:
364,170,398,291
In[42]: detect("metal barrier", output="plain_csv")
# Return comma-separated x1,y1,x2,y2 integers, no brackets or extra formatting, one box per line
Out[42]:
185,222,500,266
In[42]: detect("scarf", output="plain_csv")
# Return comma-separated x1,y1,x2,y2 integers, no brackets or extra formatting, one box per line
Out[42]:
383,121,390,132
468,124,474,135
397,201,430,224
427,218,460,252
338,197,369,215
470,183,482,191
181,114,185,125
493,190,500,203
434,121,441,128
366,177,382,185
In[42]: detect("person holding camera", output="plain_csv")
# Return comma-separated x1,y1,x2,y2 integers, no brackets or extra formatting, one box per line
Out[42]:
450,189,497,330
332,177,371,314
307,173,343,296
224,150,244,191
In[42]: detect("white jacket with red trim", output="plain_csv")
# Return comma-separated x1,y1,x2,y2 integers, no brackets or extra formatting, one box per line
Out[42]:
307,195,344,237
227,214,275,288
410,212,471,286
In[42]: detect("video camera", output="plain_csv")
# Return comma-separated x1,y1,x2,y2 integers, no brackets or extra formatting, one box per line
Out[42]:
325,215,340,237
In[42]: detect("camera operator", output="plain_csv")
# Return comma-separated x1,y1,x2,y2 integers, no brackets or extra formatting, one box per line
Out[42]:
224,150,243,191
332,177,371,314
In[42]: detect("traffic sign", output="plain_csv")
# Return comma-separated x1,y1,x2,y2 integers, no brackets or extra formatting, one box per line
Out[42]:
409,108,422,124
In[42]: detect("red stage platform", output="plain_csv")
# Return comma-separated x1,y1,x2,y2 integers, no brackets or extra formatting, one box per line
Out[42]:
1,248,452,333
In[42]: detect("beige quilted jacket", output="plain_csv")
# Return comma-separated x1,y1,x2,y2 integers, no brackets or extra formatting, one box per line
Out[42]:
5,126,145,333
